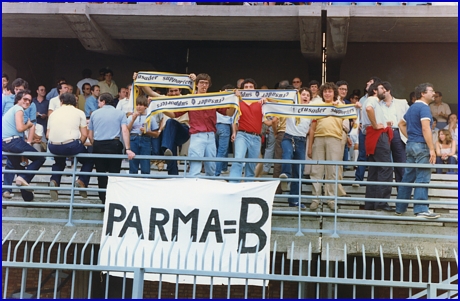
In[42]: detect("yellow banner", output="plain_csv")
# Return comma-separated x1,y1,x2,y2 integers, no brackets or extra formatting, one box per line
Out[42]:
262,102,358,120
132,71,196,112
144,92,240,133
227,89,299,104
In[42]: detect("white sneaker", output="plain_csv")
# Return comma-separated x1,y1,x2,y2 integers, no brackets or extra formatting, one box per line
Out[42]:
415,211,440,219
2,191,14,198
164,149,173,156
279,173,289,191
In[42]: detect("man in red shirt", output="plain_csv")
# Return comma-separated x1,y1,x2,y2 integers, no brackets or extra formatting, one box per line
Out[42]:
164,73,234,177
229,78,272,182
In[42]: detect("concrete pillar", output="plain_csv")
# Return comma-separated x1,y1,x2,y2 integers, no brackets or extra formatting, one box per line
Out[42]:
298,7,323,82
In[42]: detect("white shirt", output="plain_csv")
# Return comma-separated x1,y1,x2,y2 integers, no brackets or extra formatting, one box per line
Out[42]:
48,105,87,142
49,95,61,112
285,117,311,137
116,98,133,114
76,78,99,94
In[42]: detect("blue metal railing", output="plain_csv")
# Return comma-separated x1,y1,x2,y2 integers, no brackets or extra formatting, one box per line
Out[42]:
2,151,458,239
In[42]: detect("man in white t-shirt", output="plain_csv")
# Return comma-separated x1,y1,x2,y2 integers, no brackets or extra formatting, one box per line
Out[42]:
47,83,70,116
47,93,94,200
116,84,134,117
76,68,99,96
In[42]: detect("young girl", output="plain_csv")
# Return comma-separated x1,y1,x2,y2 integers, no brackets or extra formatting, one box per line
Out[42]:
127,95,160,174
435,129,457,174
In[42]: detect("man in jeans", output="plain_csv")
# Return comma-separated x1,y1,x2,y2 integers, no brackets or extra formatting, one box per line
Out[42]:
215,84,234,176
47,93,94,200
395,83,439,219
230,78,273,182
163,74,234,177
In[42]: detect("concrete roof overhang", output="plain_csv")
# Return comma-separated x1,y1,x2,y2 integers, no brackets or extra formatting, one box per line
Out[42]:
2,3,458,56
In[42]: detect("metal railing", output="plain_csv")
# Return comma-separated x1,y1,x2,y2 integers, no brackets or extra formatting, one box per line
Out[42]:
2,151,458,239
2,151,458,299
2,228,458,299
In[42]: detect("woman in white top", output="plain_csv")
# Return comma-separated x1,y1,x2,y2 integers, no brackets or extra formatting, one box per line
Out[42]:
435,129,457,174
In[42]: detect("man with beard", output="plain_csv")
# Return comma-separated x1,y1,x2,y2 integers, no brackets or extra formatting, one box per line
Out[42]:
362,81,394,211
353,76,381,187
380,81,409,184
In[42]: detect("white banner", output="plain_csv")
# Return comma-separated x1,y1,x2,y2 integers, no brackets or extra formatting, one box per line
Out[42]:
145,92,241,128
262,102,358,119
135,71,195,92
228,89,299,104
100,177,279,285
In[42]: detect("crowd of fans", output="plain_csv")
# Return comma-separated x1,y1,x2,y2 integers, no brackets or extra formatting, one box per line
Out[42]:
2,69,457,218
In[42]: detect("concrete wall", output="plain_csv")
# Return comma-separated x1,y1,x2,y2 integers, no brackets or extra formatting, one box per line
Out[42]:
187,41,310,90
341,43,458,111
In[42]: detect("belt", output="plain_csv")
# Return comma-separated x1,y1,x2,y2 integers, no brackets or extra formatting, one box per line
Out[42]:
49,139,76,145
239,130,260,137
98,137,119,140
284,133,306,140
2,136,21,143
392,127,399,131
130,133,146,137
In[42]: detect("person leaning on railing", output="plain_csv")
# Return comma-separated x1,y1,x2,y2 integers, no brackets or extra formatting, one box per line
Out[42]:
46,92,95,201
395,82,440,219
88,92,136,205
2,89,46,202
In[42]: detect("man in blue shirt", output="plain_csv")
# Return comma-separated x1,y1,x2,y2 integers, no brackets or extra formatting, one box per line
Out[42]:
85,85,100,119
45,77,66,101
32,85,49,135
88,93,135,205
395,83,439,219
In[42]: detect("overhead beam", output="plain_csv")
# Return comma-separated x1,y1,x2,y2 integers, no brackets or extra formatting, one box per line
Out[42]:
59,5,126,56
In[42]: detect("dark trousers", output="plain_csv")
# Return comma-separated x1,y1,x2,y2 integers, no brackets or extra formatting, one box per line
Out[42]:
2,138,46,201
2,138,45,183
92,139,123,203
49,140,94,186
355,129,367,181
161,119,190,175
390,129,406,183
272,131,285,194
365,132,393,210
3,159,14,194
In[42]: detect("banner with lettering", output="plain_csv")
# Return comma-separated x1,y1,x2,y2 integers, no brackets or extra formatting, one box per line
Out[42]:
100,177,279,285
131,71,196,113
145,91,240,130
135,71,195,92
228,89,299,104
262,102,358,119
